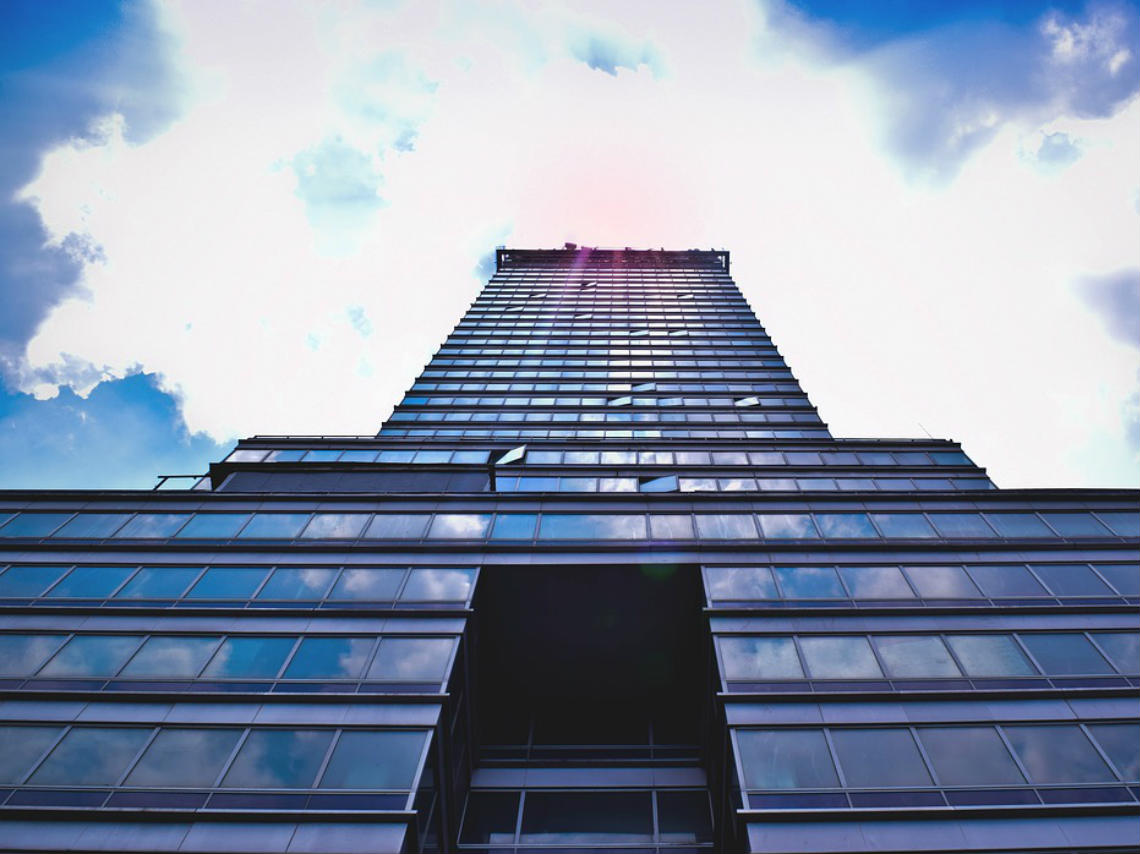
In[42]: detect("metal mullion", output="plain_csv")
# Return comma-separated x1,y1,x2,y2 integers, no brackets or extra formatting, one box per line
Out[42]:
1079,722,1127,781
112,725,163,787
908,725,946,788
191,634,227,678
1085,631,1125,674
1010,632,1048,677
211,727,252,788
992,724,1035,785
513,788,526,845
274,635,307,680
38,563,78,598
310,727,343,792
938,632,972,680
819,728,848,789
105,564,142,599
864,633,898,682
651,788,661,843
14,723,71,785
28,631,72,677
246,564,278,602
356,635,384,683
112,632,155,678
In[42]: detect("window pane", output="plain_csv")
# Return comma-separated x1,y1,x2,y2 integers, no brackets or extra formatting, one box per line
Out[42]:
362,514,431,540
0,565,69,597
903,565,982,598
799,636,882,678
459,791,520,845
0,726,62,783
186,567,267,599
1096,564,1139,595
283,637,374,679
1096,511,1140,537
719,637,804,679
917,727,1024,785
1089,632,1140,673
113,513,191,538
300,514,369,539
0,513,72,537
319,730,427,789
368,638,454,681
125,728,241,787
540,514,647,539
0,634,66,676
657,790,714,844
202,636,296,678
1087,723,1140,780
428,514,491,539
839,566,914,599
946,635,1036,676
520,791,653,843
874,635,960,677
237,514,310,539
1004,725,1114,783
831,728,933,787
221,729,333,788
815,514,878,539
115,566,201,599
965,564,1047,597
256,567,337,600
40,635,142,676
736,729,839,789
120,636,220,677
774,567,845,599
705,566,777,601
1039,512,1111,537
51,514,128,539
1029,564,1113,596
870,514,936,538
328,568,404,601
30,727,152,785
984,514,1052,537
401,568,476,601
174,514,250,539
490,514,537,540
929,514,997,538
757,514,817,539
650,514,696,539
46,565,134,598
1019,633,1113,675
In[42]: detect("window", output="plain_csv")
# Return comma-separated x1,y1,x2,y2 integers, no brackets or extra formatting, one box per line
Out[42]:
256,567,337,601
719,637,803,680
301,514,369,539
649,515,695,539
0,726,62,783
916,727,1024,785
774,566,845,599
736,729,839,789
540,514,647,540
965,564,1047,598
368,637,454,682
1004,725,1114,783
39,635,142,677
903,565,982,599
363,514,430,540
238,514,311,539
815,514,878,539
838,566,914,599
202,636,295,678
175,514,250,539
113,513,191,539
870,514,936,538
1089,632,1140,673
0,634,66,676
0,513,72,537
29,727,151,785
831,729,932,787
186,567,267,599
873,635,960,677
120,636,220,677
428,514,491,539
221,729,333,788
319,730,426,789
1029,564,1113,596
46,565,133,598
1019,633,1114,675
125,728,241,787
328,568,404,601
0,565,69,597
705,566,777,601
401,567,476,602
757,514,817,539
798,636,881,679
946,635,1036,677
1087,723,1140,779
283,637,373,679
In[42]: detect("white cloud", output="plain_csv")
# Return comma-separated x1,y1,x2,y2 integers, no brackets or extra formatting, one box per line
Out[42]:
13,0,1140,487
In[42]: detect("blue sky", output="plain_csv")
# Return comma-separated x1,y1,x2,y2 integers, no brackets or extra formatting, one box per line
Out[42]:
1,0,1137,489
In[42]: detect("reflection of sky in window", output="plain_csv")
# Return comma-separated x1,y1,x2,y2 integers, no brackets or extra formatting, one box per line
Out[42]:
489,514,537,540
1039,513,1109,536
369,637,454,681
0,634,66,676
774,567,845,599
221,729,332,788
0,513,72,537
1004,726,1114,783
51,514,129,538
719,637,803,679
917,727,1025,785
120,636,221,677
401,568,476,601
928,513,997,538
30,727,151,785
736,729,839,789
1028,564,1112,596
256,567,337,600
284,637,374,678
541,514,647,539
873,635,960,677
815,514,878,539
1089,633,1140,672
799,636,882,678
113,514,192,538
903,566,982,598
329,568,404,600
839,566,914,598
696,514,757,539
705,567,777,600
650,515,695,539
174,513,251,539
984,513,1053,537
1087,724,1140,779
428,514,492,539
125,728,241,786
0,564,69,597
965,565,1047,597
869,514,936,538
202,636,296,678
45,565,133,598
319,730,427,789
946,635,1036,676
237,514,311,539
362,514,430,539
39,635,142,676
115,566,201,599
757,514,816,539
300,513,369,539
186,567,267,599
1019,633,1113,674
831,729,932,787
0,726,62,783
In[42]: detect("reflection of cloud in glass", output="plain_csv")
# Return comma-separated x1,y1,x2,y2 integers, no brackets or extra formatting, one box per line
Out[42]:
121,636,220,677
428,514,491,539
30,727,151,785
705,567,776,600
0,634,66,676
369,638,454,681
221,729,333,788
125,728,241,786
799,636,882,678
719,637,803,679
839,566,914,599
401,568,476,601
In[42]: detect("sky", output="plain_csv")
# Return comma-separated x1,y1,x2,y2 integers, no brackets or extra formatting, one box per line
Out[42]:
0,0,1137,490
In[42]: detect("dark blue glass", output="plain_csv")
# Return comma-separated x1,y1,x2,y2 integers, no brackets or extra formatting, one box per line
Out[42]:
1030,564,1113,596
174,514,251,539
815,514,878,539
929,514,997,538
0,565,69,597
283,637,374,678
202,636,296,678
870,514,936,538
736,729,839,789
1019,633,1113,675
0,634,67,677
658,790,714,843
113,514,192,539
459,791,521,845
965,564,1047,597
984,513,1053,537
427,514,492,539
0,725,63,783
799,636,882,678
839,566,914,599
114,566,201,599
120,636,221,677
318,730,427,789
1095,512,1139,536
237,514,311,539
540,514,647,540
1087,723,1140,780
903,565,982,598
368,638,454,681
186,567,268,599
221,729,333,788
756,514,816,539
831,728,933,786
362,514,430,540
0,513,72,537
45,565,134,599
774,566,845,599
489,514,537,540
1095,564,1139,595
51,514,130,538
917,727,1024,785
300,514,369,539
256,567,337,600
29,727,152,785
1089,632,1139,673
519,791,653,843
39,635,142,676
1004,725,1114,783
125,728,241,786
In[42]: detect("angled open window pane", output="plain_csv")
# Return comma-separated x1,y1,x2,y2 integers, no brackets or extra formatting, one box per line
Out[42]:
870,514,936,538
736,729,839,789
174,514,251,539
0,634,67,676
1087,723,1140,780
221,729,333,788
125,728,242,787
874,635,960,677
946,634,1036,676
1004,725,1114,783
202,636,296,679
719,636,804,680
705,566,777,601
917,726,1025,785
39,635,143,677
401,568,476,602
0,513,73,538
284,637,374,679
0,726,63,783
831,728,933,787
0,564,69,597
120,636,221,678
799,636,882,679
319,730,427,789
815,514,878,539
113,513,192,538
237,514,311,539
115,565,201,599
186,567,267,599
329,568,405,601
51,513,130,539
30,726,152,785
839,566,914,599
1019,633,1114,675
428,514,492,539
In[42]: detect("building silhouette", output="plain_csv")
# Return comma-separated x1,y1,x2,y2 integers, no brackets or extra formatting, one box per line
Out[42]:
0,245,1137,853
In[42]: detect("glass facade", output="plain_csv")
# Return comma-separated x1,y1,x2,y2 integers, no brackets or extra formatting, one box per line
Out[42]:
1,246,1137,852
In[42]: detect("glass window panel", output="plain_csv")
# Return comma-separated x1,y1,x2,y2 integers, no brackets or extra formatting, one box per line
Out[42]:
1004,725,1114,783
874,635,960,677
174,514,250,539
363,514,430,540
1096,564,1139,595
202,636,296,678
46,565,134,598
815,514,878,539
0,512,72,537
650,514,695,539
598,477,637,492
266,449,306,461
694,514,757,539
120,636,220,677
799,636,882,678
903,565,982,598
917,727,1024,785
705,566,777,601
338,450,379,462
540,514,647,540
489,514,537,540
1029,564,1113,596
301,514,369,540
600,451,636,464
51,513,129,538
831,728,933,787
773,567,845,599
1096,511,1140,537
401,568,476,601
40,635,143,676
946,635,1036,676
283,637,374,678
0,634,67,676
520,791,653,843
984,513,1053,537
1087,723,1140,780
115,565,201,599
838,566,914,599
657,790,714,844
929,513,998,538
113,513,191,538
965,564,1047,597
719,637,804,679
1037,513,1110,537
125,728,241,787
0,564,69,597
368,637,454,681
237,514,311,539
1089,632,1140,673
30,726,151,785
452,450,490,464
870,514,936,538
328,568,404,601
319,730,427,789
186,566,267,599
302,449,342,462
1019,633,1114,675
0,726,62,783
757,514,818,539
459,791,521,845
221,729,333,788
256,567,337,600
428,514,492,539
736,729,839,789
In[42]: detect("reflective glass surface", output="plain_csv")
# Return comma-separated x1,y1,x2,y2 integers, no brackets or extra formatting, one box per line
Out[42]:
719,637,803,679
30,727,151,785
319,730,427,789
40,635,142,676
1019,633,1113,675
368,637,454,681
917,727,1025,785
1029,564,1113,596
256,567,337,600
838,566,914,599
737,729,839,789
946,635,1036,676
221,729,333,788
1090,632,1140,672
186,567,267,599
401,568,476,601
831,728,933,787
1087,723,1140,779
45,565,133,598
202,636,296,678
283,637,373,678
300,514,369,539
706,566,777,600
0,725,62,783
799,636,882,678
174,514,251,539
113,514,191,538
115,566,201,599
120,636,220,677
125,728,241,786
1004,725,1114,783
329,568,404,601
519,791,653,843
903,565,982,599
0,565,69,596
0,634,66,676
874,635,960,677
774,566,845,599
757,514,816,539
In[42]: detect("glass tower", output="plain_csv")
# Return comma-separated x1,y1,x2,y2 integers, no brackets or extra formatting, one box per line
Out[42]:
0,246,1137,853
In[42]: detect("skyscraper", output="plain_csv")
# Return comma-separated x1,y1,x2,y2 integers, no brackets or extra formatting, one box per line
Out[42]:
0,245,1136,853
